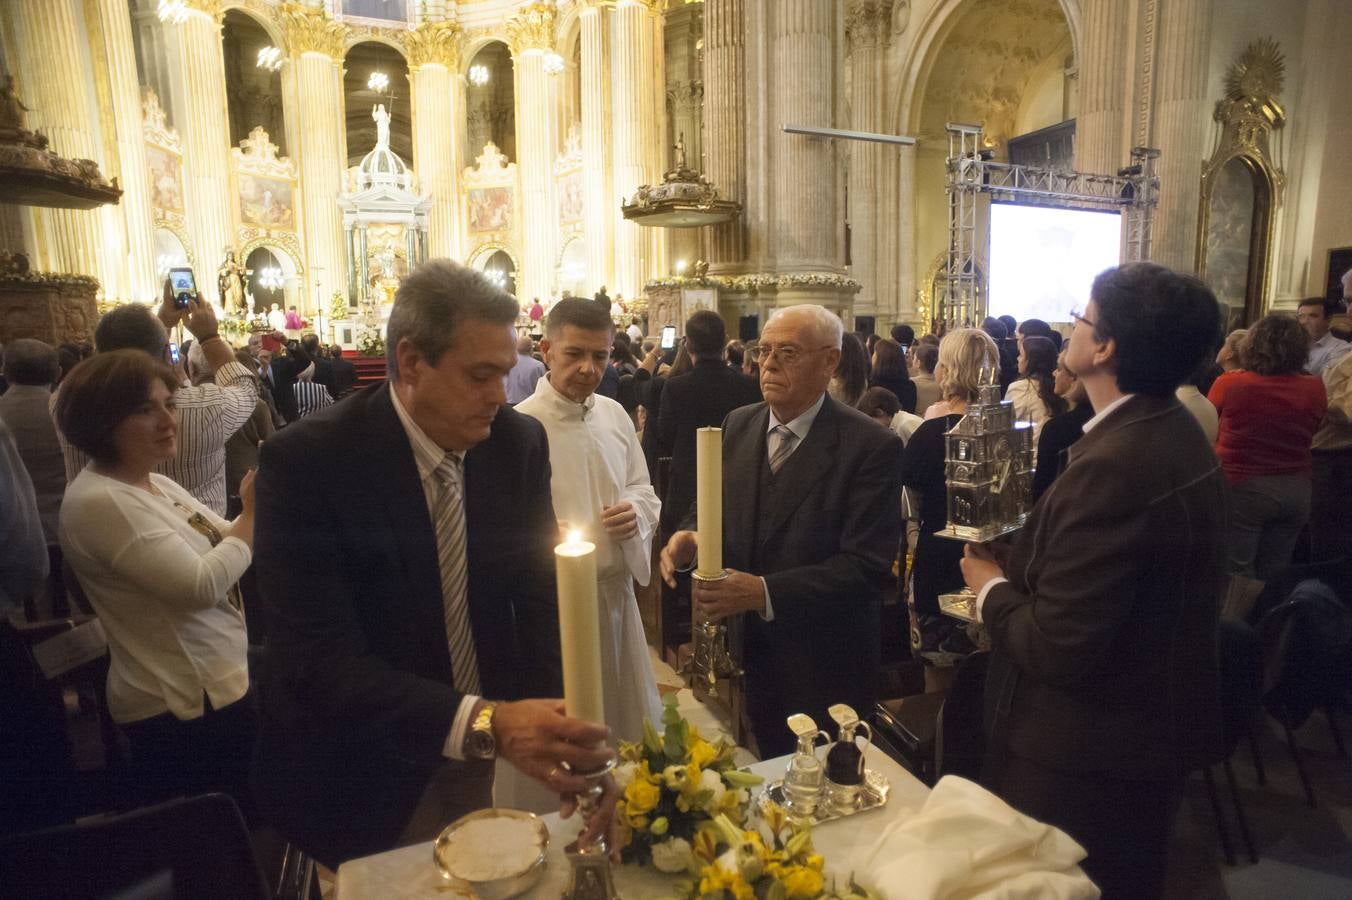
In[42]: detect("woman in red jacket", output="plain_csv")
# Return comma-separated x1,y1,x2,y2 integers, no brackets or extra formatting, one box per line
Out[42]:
1208,314,1327,579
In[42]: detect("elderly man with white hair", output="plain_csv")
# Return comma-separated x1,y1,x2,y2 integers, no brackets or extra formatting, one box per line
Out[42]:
661,304,904,757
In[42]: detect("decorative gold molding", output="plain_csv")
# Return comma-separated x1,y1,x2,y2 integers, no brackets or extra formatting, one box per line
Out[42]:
231,126,296,180
505,2,555,55
280,2,346,58
141,88,181,152
405,20,461,70
238,229,304,275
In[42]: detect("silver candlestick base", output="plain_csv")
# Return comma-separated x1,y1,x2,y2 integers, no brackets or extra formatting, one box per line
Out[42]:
562,757,621,900
683,569,743,688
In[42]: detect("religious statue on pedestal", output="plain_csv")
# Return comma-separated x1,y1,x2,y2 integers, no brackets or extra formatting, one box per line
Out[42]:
217,249,247,314
372,104,391,151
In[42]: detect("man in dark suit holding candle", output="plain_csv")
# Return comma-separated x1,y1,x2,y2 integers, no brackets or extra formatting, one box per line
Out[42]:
660,305,904,758
252,260,615,867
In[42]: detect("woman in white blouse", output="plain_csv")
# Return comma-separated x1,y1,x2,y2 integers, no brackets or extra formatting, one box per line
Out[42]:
55,349,256,811
1003,334,1067,442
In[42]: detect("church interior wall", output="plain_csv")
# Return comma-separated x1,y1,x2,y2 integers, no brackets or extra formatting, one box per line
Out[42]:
1,0,1350,333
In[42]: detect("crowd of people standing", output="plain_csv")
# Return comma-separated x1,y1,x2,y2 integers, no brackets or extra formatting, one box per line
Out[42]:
2,258,1350,900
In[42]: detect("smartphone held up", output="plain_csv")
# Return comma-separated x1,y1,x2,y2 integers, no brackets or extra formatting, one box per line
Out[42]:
168,267,197,310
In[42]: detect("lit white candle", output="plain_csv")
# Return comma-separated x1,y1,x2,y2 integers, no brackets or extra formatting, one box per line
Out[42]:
695,427,723,576
554,530,605,725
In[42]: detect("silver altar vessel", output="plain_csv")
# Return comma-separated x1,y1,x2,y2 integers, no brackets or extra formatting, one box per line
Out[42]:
939,366,1035,542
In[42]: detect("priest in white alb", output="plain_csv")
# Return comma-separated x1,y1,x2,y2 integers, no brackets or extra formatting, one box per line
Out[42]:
516,296,663,743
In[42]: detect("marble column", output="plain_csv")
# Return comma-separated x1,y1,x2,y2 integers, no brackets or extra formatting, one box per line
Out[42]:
163,0,234,302
1075,0,1132,176
281,5,347,311
845,1,884,316
896,143,918,324
579,2,614,294
642,3,668,286
10,0,109,280
769,0,838,276
96,0,158,300
508,3,559,304
1150,0,1213,272
610,0,654,298
407,22,464,262
704,0,747,272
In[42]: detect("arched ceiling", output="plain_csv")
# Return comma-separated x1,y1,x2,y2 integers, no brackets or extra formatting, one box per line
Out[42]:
916,0,1071,150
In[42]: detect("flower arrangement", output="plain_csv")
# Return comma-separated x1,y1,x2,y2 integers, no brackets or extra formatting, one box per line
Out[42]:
329,290,350,323
614,694,763,873
357,326,386,358
681,805,877,900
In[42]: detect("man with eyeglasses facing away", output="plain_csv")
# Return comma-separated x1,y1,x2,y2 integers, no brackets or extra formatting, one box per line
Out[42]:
660,305,904,758
960,263,1227,899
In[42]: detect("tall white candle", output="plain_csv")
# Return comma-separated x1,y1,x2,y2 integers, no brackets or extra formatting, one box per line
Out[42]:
554,531,605,725
696,426,723,576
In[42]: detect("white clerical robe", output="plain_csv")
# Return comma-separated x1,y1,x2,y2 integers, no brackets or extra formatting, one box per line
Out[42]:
499,377,663,811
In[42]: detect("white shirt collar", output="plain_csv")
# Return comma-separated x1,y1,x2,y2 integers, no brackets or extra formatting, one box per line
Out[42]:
1082,393,1135,434
768,392,827,441
389,384,462,483
536,373,596,420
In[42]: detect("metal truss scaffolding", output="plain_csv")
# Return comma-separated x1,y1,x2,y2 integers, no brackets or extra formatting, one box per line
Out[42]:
941,123,1160,326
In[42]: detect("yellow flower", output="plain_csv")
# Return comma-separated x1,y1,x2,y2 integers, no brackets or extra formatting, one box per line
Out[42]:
779,864,825,898
698,866,755,900
625,761,662,816
688,737,719,770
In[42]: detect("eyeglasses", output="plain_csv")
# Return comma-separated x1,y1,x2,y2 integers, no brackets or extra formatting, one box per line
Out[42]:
1069,309,1095,329
759,343,835,366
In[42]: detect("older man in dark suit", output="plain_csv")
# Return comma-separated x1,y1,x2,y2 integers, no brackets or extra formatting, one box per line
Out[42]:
961,263,1226,899
655,310,761,540
252,260,614,867
662,305,904,758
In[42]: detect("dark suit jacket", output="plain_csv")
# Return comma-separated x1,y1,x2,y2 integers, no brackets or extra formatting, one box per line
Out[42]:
312,356,337,399
656,359,761,537
716,396,903,756
983,394,1226,781
331,356,357,396
251,383,562,866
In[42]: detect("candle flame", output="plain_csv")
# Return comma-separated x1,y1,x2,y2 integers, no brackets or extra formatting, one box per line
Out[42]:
567,529,582,544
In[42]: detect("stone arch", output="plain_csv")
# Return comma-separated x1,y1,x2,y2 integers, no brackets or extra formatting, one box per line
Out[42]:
219,1,286,49
893,0,1081,137
467,241,518,272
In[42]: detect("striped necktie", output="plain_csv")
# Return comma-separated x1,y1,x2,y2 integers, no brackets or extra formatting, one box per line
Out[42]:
768,424,797,474
432,452,481,695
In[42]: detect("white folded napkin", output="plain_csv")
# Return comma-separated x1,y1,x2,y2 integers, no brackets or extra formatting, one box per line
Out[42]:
850,775,1100,900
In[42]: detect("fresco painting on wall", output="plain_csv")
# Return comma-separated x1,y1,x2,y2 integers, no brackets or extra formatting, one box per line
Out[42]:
559,171,584,225
239,174,295,229
469,187,513,233
146,145,183,215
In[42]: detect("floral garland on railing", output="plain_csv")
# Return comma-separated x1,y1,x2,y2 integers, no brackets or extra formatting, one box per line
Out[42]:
643,273,862,295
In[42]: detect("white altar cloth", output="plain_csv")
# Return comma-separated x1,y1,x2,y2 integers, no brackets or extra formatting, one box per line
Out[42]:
334,744,927,899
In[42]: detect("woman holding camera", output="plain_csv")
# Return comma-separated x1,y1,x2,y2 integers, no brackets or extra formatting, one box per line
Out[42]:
56,350,256,812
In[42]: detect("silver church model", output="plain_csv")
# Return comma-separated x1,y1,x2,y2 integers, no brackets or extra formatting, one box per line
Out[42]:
940,366,1035,541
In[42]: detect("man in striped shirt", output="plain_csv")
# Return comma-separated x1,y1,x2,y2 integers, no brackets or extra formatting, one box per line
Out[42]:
53,284,257,517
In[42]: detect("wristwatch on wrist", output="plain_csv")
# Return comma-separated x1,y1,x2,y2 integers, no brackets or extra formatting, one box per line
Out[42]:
465,701,498,760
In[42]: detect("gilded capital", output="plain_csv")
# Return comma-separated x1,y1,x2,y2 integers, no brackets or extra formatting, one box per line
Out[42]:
506,2,556,55
280,3,346,59
406,21,462,70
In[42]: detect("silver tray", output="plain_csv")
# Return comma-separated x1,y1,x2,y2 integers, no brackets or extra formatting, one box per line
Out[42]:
760,768,890,823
